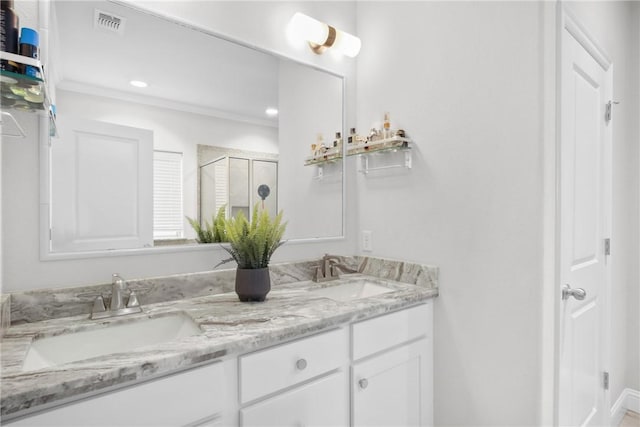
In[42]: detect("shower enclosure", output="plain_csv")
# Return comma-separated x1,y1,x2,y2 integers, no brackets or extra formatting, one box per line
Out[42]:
199,156,278,224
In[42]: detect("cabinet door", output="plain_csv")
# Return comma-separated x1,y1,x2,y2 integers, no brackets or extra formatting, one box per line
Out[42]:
352,338,432,427
241,370,348,427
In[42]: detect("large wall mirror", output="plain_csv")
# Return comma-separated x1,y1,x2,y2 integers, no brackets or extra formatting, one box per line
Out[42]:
45,0,344,256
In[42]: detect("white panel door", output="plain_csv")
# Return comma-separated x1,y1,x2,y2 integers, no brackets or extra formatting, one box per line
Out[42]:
559,15,612,427
51,117,153,252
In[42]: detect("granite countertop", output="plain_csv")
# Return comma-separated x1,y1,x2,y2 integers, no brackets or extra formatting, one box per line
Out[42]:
0,274,437,418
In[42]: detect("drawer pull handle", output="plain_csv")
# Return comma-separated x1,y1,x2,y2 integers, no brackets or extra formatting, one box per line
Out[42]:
296,358,308,370
359,378,369,389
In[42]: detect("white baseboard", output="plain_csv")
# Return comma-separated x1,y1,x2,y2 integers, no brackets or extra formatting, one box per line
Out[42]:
627,388,640,413
611,388,640,426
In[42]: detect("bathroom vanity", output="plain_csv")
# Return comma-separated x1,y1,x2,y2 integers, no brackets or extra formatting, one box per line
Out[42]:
0,259,438,426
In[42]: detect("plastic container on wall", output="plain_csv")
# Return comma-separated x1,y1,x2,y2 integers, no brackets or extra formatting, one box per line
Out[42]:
19,27,39,78
1,0,20,73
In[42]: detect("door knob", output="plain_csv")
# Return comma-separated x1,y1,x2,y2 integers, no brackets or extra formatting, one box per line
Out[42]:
562,284,586,301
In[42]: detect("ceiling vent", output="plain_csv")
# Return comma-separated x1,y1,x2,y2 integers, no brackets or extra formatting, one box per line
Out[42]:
94,9,125,35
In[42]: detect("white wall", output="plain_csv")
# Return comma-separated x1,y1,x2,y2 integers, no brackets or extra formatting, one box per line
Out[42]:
564,0,640,404
1,1,357,291
356,2,545,425
278,61,343,239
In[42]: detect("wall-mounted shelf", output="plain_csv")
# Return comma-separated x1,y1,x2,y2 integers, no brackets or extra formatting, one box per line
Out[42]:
302,136,413,176
304,152,342,167
349,136,413,174
1,51,57,137
346,135,411,157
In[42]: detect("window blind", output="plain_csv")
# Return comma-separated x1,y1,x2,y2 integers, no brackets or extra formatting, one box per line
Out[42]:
153,150,183,239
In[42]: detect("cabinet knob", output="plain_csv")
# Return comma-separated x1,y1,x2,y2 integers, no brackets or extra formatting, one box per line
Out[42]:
296,358,307,370
359,378,369,389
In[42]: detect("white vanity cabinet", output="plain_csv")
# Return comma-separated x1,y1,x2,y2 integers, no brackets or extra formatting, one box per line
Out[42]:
6,301,433,426
351,303,433,427
7,362,229,427
239,328,350,426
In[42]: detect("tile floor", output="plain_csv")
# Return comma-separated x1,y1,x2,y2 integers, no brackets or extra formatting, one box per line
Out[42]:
619,411,640,427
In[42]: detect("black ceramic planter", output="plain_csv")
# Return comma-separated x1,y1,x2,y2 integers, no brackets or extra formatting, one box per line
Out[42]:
235,267,271,302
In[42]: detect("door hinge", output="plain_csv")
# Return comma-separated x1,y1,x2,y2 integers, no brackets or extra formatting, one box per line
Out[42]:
604,238,611,256
605,101,612,123
605,100,620,124
603,372,609,390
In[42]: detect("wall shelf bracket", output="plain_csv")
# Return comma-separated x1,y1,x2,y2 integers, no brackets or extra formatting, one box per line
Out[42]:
358,149,412,175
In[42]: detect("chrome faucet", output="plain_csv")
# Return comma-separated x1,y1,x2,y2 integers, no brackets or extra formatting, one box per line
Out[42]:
91,273,142,320
313,254,358,282
110,274,126,310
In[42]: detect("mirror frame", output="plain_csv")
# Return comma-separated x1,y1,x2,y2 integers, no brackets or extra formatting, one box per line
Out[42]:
39,0,347,261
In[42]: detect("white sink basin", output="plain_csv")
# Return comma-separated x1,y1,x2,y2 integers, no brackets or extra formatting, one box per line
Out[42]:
308,281,393,302
22,313,201,372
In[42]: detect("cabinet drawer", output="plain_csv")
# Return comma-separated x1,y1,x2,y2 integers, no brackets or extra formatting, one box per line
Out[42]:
239,327,348,403
9,362,224,426
241,370,348,426
352,303,432,360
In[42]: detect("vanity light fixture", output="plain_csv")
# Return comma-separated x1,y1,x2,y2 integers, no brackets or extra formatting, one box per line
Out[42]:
265,107,278,117
288,12,361,58
129,80,148,88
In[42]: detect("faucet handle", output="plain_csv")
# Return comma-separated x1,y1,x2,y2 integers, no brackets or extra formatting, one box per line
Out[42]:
126,290,140,308
312,266,323,281
92,295,106,313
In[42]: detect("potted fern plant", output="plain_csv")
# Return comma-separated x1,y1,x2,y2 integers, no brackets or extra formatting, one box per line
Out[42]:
219,204,287,302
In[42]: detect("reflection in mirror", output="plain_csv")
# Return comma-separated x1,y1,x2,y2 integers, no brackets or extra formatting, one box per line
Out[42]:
46,0,344,255
198,145,278,222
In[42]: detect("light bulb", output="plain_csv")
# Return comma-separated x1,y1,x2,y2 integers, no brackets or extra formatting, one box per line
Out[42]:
333,30,361,58
289,13,329,46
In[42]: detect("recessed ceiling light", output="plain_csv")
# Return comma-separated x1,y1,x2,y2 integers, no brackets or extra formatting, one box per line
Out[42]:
265,107,278,117
129,80,148,88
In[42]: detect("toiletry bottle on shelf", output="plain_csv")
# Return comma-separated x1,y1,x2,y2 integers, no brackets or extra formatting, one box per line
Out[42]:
367,128,380,146
383,112,391,139
19,27,39,78
316,133,326,158
334,131,342,155
1,0,20,73
348,128,356,144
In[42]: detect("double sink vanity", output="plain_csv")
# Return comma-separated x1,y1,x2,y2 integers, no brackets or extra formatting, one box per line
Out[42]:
0,256,438,426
